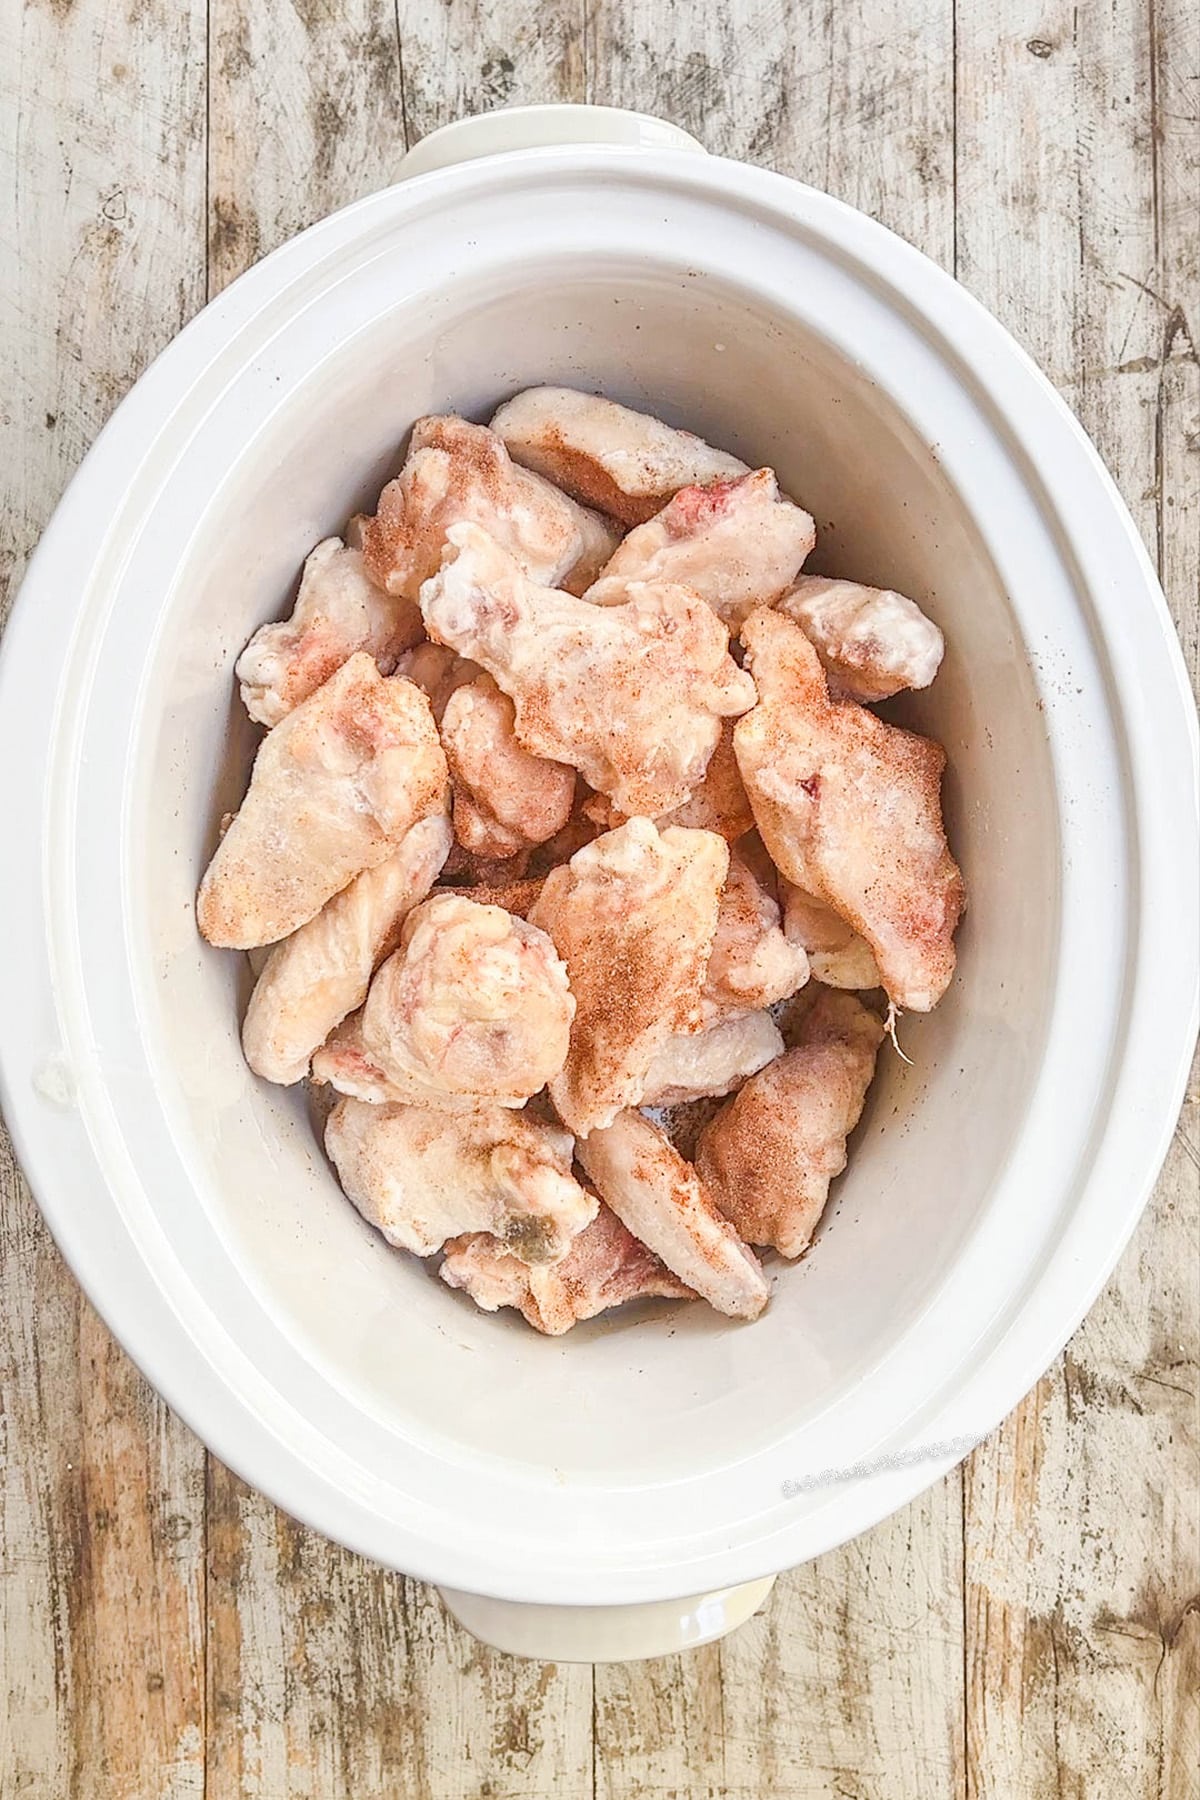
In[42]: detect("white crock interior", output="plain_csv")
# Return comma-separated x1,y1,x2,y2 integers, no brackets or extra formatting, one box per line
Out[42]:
132,261,1056,1480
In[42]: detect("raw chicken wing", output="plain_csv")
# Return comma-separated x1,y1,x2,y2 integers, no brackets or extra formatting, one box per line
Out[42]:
361,414,620,601
241,813,451,1085
393,642,481,721
735,608,964,1011
640,1010,784,1107
236,537,424,728
657,724,755,841
586,470,815,625
696,987,884,1257
700,848,809,1024
781,885,882,990
577,1109,769,1320
360,894,574,1110
197,654,449,948
441,674,575,859
421,523,756,816
440,1203,694,1335
491,387,749,525
776,576,944,703
325,1096,597,1262
528,819,729,1134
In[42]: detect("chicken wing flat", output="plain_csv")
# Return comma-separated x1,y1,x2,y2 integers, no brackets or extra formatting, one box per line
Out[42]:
780,884,882,991
586,470,815,625
700,847,810,1024
441,673,575,859
490,386,749,525
241,812,452,1085
325,1095,597,1262
197,654,449,948
577,1108,769,1319
640,1010,784,1108
357,893,573,1111
528,819,729,1134
776,575,944,703
696,987,884,1257
735,607,964,1011
421,523,756,817
361,414,620,601
440,1202,694,1335
235,537,424,729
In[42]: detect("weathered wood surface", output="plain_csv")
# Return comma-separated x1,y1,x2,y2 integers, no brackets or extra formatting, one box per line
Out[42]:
0,1,1195,1795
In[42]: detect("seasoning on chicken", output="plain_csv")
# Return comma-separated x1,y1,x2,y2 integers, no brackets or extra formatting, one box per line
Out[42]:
657,723,755,841
586,469,815,625
491,386,749,525
236,537,424,728
197,654,449,949
696,987,885,1257
577,1108,769,1320
325,1096,597,1262
441,673,575,860
242,812,452,1085
735,607,964,1011
776,575,944,703
361,414,620,601
352,893,574,1112
393,641,482,722
699,848,809,1024
528,819,729,1135
640,1010,784,1108
440,1202,694,1334
421,523,755,817
780,884,882,991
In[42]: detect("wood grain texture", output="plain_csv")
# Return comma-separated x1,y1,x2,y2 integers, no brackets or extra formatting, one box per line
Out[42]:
957,3,1200,1796
0,1,208,1796
0,1,1196,1796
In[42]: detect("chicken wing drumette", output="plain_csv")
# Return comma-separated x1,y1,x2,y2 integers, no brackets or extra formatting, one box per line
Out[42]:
735,607,964,1011
776,576,944,703
325,1095,597,1262
440,674,575,860
696,986,884,1258
420,523,755,817
197,654,449,948
491,386,749,525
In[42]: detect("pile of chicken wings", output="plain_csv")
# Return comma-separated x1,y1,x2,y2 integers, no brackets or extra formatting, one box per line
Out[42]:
199,389,965,1334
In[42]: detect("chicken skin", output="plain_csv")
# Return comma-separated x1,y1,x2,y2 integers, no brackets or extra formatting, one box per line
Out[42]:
640,1010,784,1108
657,723,755,841
393,642,482,722
235,537,424,729
586,470,815,625
700,848,810,1024
325,1096,597,1262
440,1202,694,1335
780,884,882,991
528,819,729,1134
421,523,756,817
776,576,945,703
361,414,620,601
490,387,749,525
241,812,452,1085
577,1109,769,1320
440,674,575,859
696,987,884,1257
735,608,964,1011
359,894,574,1110
197,654,449,948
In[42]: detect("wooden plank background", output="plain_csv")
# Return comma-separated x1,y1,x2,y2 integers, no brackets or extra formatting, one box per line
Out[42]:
0,1,1196,1793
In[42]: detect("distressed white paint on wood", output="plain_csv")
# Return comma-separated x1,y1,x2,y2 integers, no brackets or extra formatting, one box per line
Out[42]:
0,2,1195,1795
956,4,1199,1796
0,1,208,1796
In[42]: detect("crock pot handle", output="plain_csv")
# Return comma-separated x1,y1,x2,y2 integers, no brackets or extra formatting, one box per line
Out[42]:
397,103,707,180
436,1575,776,1663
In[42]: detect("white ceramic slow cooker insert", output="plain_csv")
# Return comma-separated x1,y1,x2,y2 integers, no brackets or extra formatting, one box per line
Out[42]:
0,107,1195,1662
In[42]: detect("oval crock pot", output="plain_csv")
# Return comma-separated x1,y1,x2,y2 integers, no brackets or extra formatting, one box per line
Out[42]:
0,105,1196,1663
